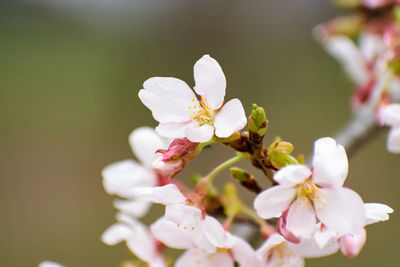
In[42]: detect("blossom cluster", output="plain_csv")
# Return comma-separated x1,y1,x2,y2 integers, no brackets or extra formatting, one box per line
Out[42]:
94,55,392,267
315,1,400,153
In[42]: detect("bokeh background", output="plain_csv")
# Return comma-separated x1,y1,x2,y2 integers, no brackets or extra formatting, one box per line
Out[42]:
0,0,398,266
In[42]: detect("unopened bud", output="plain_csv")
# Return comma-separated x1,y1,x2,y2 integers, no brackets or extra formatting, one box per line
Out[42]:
248,104,268,143
230,167,262,193
267,141,296,169
152,158,183,177
339,228,367,259
154,138,199,178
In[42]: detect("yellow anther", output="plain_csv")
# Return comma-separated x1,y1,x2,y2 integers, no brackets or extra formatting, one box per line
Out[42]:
177,224,180,227
188,106,191,109
184,226,187,230
192,227,195,230
192,98,195,102
318,207,322,211
196,259,200,264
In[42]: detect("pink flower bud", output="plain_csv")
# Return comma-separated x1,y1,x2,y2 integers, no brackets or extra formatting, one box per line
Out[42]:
278,210,301,244
339,228,367,259
153,138,199,178
152,158,183,177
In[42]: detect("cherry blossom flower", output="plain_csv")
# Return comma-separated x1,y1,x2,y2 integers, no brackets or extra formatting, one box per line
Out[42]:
102,127,170,217
102,213,167,267
134,184,233,253
138,55,247,143
256,233,339,267
380,103,400,153
254,137,366,238
151,216,263,267
323,33,393,106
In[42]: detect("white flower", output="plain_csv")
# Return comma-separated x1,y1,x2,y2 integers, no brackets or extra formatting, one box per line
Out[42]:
102,127,170,217
254,137,366,238
39,262,64,267
325,33,385,86
102,213,167,267
257,233,339,267
135,184,232,253
380,104,400,153
151,215,263,267
138,55,247,143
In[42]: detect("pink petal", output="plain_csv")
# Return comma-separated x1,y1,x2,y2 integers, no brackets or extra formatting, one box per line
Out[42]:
139,77,198,123
289,235,339,258
214,98,247,138
184,123,214,143
254,185,296,219
339,228,367,259
312,137,348,188
273,165,311,187
193,55,226,109
286,198,318,238
316,188,366,236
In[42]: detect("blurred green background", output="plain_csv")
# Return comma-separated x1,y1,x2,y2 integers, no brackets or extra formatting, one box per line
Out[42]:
0,0,398,266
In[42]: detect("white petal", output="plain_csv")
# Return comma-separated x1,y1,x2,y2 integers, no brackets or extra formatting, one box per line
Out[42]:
313,225,338,249
39,262,65,267
256,234,285,259
312,137,348,188
126,227,157,263
175,249,234,267
165,204,202,229
214,99,247,138
268,248,304,267
201,215,231,248
359,33,385,63
113,199,151,218
380,104,400,126
156,121,191,139
102,160,156,198
150,218,195,249
273,165,311,187
230,235,263,267
387,127,400,153
101,223,132,245
193,55,226,109
364,203,393,225
289,236,339,258
325,36,369,85
286,198,317,238
254,185,296,219
184,123,214,143
149,257,167,267
139,77,198,123
129,127,170,168
316,188,366,236
132,184,186,205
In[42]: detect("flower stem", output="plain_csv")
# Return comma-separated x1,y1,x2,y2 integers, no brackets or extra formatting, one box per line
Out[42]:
240,204,275,237
206,152,249,184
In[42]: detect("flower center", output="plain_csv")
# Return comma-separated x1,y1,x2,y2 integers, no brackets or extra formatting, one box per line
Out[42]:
296,179,328,211
188,98,214,124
